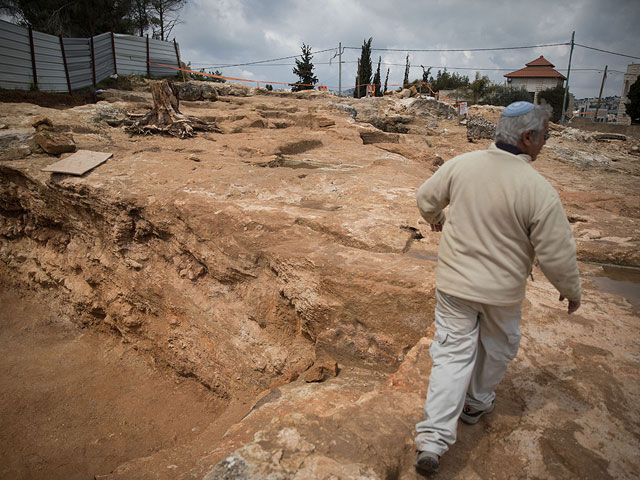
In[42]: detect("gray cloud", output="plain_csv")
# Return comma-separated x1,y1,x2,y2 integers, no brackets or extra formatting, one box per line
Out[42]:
174,0,640,99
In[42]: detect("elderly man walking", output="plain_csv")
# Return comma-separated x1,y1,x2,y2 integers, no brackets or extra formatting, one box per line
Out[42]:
413,102,581,475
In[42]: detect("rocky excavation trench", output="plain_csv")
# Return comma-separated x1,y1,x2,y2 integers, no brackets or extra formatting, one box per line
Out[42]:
1,83,639,479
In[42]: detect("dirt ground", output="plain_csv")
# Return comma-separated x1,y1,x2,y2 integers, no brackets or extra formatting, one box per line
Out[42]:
1,84,639,479
0,287,227,480
0,90,96,110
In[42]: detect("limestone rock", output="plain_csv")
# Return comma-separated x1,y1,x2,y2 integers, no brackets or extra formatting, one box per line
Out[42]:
34,131,76,155
95,89,152,103
408,98,456,119
317,117,335,128
327,102,357,118
593,133,626,142
466,115,496,141
212,82,252,97
561,127,593,142
0,128,35,160
32,116,53,130
360,130,400,144
176,81,219,101
204,339,433,479
303,361,339,382
277,139,323,155
92,104,128,126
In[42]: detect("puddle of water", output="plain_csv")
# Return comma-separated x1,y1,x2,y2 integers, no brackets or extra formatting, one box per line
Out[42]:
587,265,640,313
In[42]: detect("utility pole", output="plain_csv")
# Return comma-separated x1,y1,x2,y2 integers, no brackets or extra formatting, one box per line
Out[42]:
560,31,575,125
338,42,342,96
594,65,608,123
356,58,360,99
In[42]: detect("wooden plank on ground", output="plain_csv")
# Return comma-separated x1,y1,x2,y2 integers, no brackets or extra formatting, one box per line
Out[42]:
42,150,112,175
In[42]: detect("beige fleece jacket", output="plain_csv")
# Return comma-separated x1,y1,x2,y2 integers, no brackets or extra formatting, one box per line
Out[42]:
417,143,581,306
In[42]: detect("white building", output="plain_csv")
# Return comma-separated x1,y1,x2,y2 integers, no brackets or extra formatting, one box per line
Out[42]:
616,63,640,125
504,56,566,103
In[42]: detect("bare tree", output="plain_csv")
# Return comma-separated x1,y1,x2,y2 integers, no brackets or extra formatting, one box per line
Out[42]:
132,0,151,37
150,0,185,41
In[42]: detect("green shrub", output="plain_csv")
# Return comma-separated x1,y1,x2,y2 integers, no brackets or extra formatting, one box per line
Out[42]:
481,85,534,107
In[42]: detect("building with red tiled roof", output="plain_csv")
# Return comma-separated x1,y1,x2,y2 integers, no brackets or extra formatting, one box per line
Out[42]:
504,56,566,102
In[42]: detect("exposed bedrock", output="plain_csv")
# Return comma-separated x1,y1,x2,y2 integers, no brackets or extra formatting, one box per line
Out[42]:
0,164,434,404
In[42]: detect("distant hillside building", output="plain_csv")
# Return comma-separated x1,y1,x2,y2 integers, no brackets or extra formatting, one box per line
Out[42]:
574,96,621,123
504,56,566,103
616,63,640,125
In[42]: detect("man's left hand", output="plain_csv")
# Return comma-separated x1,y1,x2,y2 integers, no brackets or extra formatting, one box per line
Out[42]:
559,295,581,314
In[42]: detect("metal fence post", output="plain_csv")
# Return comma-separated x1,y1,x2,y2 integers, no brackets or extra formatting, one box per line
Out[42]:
28,26,38,89
146,35,150,76
174,38,185,82
90,35,97,87
59,35,72,93
110,30,118,76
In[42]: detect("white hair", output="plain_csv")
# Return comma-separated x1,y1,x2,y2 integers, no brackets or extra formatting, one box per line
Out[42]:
495,104,552,145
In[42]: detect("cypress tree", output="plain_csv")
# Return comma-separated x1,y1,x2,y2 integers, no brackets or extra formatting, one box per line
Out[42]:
403,54,411,88
383,68,390,94
421,65,431,95
354,37,373,98
372,56,382,97
292,43,318,92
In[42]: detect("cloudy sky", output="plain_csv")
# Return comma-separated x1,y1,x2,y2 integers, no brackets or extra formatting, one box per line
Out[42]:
174,0,639,100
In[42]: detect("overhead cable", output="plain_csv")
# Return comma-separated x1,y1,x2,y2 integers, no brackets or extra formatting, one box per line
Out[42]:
190,63,627,75
574,43,640,60
192,47,336,68
343,42,569,52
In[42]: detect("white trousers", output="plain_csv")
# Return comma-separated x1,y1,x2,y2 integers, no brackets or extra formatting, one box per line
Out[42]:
415,289,522,456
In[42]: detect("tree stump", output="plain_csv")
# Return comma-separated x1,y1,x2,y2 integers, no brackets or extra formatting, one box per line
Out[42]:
126,80,221,138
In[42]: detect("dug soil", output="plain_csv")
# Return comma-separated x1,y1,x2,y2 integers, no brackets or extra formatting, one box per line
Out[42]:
0,90,96,110
0,287,228,480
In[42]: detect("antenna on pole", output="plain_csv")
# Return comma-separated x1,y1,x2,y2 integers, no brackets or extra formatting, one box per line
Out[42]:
560,31,575,125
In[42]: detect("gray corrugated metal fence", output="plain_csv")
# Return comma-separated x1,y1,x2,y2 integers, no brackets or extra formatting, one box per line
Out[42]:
0,19,181,92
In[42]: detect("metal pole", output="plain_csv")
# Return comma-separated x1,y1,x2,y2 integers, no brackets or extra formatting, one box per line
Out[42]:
356,59,360,99
90,35,96,87
338,42,342,96
28,26,38,89
59,35,72,94
110,30,118,76
594,65,608,123
146,35,151,77
560,31,575,125
173,38,185,82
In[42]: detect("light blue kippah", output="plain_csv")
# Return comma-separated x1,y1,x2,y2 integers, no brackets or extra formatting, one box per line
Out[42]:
503,101,535,117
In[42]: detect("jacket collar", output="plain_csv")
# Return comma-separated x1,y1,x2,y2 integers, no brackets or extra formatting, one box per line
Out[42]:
489,142,532,163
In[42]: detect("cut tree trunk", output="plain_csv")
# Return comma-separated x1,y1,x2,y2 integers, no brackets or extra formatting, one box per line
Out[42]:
126,80,221,138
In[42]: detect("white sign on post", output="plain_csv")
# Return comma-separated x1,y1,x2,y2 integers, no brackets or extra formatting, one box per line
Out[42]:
459,102,468,116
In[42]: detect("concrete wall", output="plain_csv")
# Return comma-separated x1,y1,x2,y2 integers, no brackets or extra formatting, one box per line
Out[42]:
511,77,563,93
569,117,640,138
617,63,640,124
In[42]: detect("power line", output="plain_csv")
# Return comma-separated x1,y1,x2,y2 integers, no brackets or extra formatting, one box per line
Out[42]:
191,47,336,68
574,43,640,60
190,42,637,72
343,42,569,52
190,63,628,75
